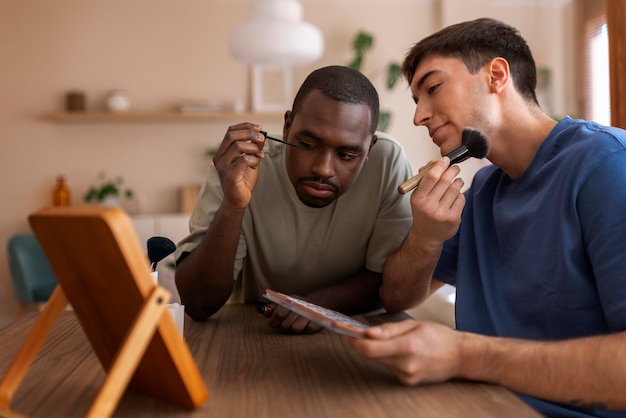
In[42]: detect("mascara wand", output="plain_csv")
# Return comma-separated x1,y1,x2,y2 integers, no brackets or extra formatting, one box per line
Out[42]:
260,131,307,150
398,127,490,194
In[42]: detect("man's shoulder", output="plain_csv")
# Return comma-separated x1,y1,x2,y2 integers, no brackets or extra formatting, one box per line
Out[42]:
360,131,412,183
369,131,406,160
557,117,626,147
373,131,403,148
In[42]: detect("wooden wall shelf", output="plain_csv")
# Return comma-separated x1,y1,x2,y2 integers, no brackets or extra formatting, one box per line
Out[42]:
41,111,283,123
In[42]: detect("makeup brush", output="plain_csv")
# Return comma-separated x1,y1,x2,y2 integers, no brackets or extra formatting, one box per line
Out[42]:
260,130,307,150
147,236,176,272
398,127,490,194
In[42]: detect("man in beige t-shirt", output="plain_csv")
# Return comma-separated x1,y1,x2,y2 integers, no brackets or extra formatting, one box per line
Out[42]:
175,66,412,334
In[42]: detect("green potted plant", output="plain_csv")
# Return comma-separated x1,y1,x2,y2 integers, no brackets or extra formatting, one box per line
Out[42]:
84,171,134,206
347,30,402,132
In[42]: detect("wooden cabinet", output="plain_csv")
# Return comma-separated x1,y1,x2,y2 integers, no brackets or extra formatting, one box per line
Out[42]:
130,213,189,252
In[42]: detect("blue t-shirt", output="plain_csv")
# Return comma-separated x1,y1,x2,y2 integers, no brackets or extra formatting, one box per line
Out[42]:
434,117,626,417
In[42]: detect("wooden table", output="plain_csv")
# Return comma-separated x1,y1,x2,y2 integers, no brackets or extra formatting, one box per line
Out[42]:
0,304,541,417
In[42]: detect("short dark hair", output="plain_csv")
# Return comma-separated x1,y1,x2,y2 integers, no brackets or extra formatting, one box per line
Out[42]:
291,65,380,134
402,18,539,104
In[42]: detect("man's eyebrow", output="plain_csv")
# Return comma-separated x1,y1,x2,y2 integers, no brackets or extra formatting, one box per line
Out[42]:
341,144,364,153
415,69,441,91
412,69,442,104
297,129,322,142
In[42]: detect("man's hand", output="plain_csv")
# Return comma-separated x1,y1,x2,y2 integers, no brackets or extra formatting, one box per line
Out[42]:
263,298,324,335
379,157,465,313
212,123,266,209
348,320,626,410
345,319,461,385
409,157,465,249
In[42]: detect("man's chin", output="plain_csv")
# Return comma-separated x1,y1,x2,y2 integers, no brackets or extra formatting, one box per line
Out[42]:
299,195,334,208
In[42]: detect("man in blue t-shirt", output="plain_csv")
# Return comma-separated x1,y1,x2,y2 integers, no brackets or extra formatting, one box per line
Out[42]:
347,18,626,417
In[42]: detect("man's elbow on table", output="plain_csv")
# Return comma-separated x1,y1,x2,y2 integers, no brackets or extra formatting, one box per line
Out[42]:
380,278,445,313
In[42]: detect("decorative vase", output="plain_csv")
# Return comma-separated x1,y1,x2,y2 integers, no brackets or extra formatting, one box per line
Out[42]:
105,89,131,113
99,195,121,207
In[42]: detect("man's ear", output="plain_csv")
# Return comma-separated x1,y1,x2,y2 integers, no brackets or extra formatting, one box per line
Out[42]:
486,57,510,94
282,110,293,139
367,134,378,155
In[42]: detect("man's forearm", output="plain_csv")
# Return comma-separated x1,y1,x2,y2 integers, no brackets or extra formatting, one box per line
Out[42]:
175,204,246,320
459,331,626,411
305,269,382,315
380,229,443,312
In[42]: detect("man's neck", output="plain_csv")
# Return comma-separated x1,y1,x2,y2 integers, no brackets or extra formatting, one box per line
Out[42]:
488,111,559,179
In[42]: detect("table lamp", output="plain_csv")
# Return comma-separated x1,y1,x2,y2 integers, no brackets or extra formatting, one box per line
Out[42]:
228,0,324,112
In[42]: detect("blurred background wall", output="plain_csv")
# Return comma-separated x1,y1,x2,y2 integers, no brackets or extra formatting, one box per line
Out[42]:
0,0,575,317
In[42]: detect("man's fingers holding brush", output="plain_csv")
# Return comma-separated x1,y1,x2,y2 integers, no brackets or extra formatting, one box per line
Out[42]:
218,123,265,161
213,123,268,208
414,159,464,211
400,157,452,195
412,157,455,195
409,158,464,238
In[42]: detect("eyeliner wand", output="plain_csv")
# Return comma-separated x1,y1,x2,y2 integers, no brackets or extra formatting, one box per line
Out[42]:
260,131,306,150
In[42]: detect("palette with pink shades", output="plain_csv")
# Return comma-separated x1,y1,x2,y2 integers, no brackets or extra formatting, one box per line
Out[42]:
263,289,370,338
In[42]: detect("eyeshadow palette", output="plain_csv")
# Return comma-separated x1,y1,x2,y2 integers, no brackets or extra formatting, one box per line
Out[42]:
263,289,370,338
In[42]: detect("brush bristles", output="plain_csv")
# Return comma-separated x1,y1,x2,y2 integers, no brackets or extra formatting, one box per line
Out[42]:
147,236,177,264
397,127,490,194
462,127,490,159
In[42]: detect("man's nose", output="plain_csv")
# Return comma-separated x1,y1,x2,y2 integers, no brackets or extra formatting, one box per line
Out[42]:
311,151,334,178
414,103,431,126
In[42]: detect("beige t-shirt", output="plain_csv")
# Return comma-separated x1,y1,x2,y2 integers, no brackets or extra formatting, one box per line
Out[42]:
176,132,413,303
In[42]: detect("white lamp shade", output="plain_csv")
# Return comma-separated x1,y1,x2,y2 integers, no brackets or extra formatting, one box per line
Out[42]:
228,0,324,67
250,0,302,20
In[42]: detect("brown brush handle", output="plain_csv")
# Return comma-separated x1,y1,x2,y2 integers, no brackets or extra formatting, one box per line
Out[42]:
397,162,436,194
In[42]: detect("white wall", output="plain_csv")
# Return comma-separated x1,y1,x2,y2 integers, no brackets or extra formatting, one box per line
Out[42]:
0,0,576,316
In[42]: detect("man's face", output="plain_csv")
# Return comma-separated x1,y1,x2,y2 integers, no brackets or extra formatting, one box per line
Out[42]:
283,90,376,208
409,55,491,156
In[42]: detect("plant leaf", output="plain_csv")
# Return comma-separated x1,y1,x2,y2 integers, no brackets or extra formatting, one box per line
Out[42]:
353,31,374,55
386,63,402,90
348,56,363,71
377,111,391,132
